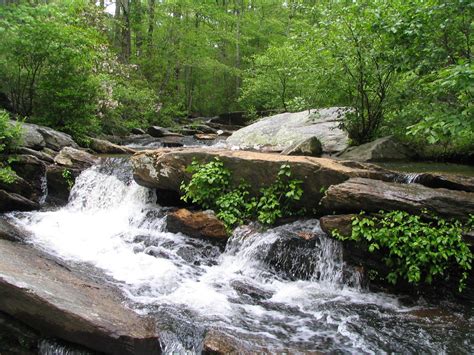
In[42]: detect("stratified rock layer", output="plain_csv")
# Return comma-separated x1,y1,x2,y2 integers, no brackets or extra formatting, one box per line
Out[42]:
131,148,398,210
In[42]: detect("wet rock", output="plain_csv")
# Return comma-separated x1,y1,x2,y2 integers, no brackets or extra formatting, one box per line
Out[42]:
227,108,350,154
9,154,46,202
45,165,81,206
184,124,217,134
147,126,175,138
0,173,35,202
264,229,319,280
0,219,28,242
166,209,228,240
0,239,160,354
131,127,146,135
0,190,39,212
413,173,474,193
321,178,474,220
194,133,218,141
158,136,184,148
54,147,98,170
338,136,415,162
89,137,136,155
281,136,323,157
17,147,54,163
0,311,40,354
36,126,78,151
131,148,399,211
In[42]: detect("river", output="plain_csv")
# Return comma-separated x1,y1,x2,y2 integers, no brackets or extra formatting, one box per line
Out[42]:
3,157,474,354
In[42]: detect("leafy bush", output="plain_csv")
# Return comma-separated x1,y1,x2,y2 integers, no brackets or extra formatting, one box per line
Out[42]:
0,110,21,183
180,158,303,231
332,211,473,292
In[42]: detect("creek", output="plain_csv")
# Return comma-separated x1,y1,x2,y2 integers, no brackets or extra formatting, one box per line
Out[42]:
4,157,474,354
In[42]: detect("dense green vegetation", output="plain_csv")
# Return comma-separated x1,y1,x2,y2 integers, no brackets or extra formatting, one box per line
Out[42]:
332,211,473,292
180,158,303,231
0,109,21,183
0,0,472,158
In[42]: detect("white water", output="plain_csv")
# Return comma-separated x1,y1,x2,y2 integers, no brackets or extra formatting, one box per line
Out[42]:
6,158,473,353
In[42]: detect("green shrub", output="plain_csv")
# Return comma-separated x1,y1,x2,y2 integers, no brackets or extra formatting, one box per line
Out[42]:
332,211,473,292
180,158,303,231
0,110,21,183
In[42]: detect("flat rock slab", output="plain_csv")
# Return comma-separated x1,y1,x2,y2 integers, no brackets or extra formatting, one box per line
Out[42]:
321,177,474,220
0,240,160,354
131,148,399,211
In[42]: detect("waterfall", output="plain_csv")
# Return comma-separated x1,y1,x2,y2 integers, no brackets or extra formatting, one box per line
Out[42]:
6,157,472,353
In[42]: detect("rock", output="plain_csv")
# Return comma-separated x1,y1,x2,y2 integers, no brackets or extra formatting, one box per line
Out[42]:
45,165,80,206
9,154,47,202
184,124,217,134
54,147,98,169
319,214,355,238
166,209,228,239
17,147,54,163
158,136,184,148
0,174,35,202
227,108,350,154
10,121,45,150
206,122,244,132
321,178,474,220
0,218,29,242
131,127,146,135
131,148,399,211
0,239,160,354
0,190,39,212
281,136,323,157
147,126,173,138
0,311,40,353
338,136,415,162
36,126,78,151
264,228,320,280
194,133,218,141
89,138,136,155
413,173,474,193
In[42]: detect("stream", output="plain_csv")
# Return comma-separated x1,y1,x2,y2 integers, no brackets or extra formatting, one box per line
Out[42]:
4,157,474,354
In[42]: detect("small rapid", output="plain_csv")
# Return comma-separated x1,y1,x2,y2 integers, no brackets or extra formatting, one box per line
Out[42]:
6,158,473,353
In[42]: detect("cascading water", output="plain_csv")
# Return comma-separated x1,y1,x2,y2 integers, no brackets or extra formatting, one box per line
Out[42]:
6,158,474,353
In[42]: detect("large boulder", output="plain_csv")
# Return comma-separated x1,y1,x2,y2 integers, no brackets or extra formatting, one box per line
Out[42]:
226,108,350,155
338,136,415,162
9,121,78,152
166,209,228,239
0,239,160,354
89,138,136,155
36,126,78,151
131,148,399,211
321,178,474,220
54,147,98,170
10,121,45,150
0,190,39,212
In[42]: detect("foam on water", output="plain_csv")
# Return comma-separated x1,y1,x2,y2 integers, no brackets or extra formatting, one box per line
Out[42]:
6,157,473,353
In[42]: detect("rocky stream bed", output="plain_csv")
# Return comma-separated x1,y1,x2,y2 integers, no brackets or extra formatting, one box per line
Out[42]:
1,110,473,354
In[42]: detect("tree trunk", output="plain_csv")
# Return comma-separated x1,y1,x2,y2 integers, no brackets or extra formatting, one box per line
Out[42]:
147,0,156,53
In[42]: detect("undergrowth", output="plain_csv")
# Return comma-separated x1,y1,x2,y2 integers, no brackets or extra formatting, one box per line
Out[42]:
332,210,473,292
180,158,303,231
